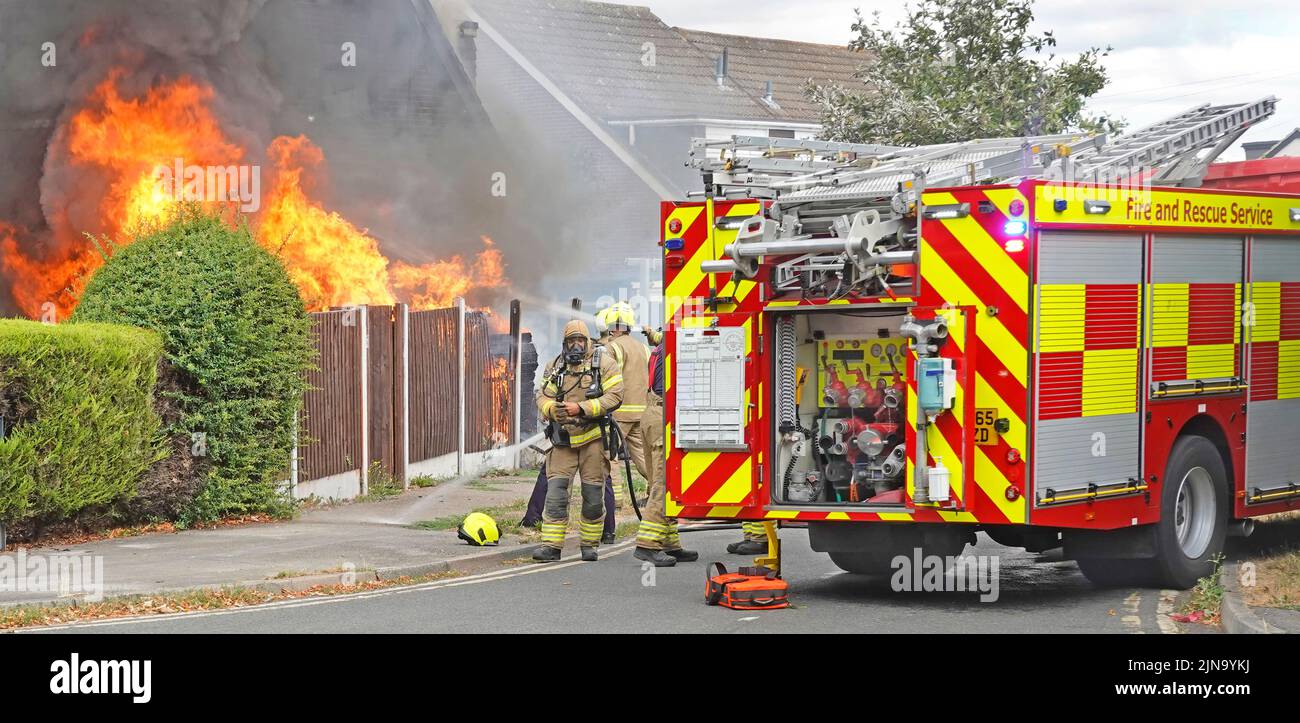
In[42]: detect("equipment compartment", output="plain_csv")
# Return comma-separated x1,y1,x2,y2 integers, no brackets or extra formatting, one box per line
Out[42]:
771,308,914,507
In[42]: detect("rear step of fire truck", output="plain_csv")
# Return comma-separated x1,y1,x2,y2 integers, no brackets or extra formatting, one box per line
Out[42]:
669,97,1280,583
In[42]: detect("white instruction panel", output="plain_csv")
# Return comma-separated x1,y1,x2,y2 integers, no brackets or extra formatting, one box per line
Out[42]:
675,326,747,450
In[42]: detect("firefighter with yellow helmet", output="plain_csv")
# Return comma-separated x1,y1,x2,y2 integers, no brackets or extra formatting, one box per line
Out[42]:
534,319,624,562
627,316,698,566
600,303,651,478
592,306,626,519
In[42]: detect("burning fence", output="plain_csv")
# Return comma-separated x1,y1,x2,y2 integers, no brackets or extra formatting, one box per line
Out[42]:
299,303,537,495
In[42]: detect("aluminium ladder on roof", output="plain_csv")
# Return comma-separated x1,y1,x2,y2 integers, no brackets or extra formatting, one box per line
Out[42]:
691,96,1277,204
687,97,1279,291
1052,97,1278,186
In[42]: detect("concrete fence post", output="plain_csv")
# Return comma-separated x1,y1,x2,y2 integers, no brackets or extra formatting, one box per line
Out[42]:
359,305,370,497
401,304,411,489
290,410,300,498
456,297,467,477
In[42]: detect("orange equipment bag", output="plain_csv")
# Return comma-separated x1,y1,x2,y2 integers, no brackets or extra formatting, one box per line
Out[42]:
704,563,789,610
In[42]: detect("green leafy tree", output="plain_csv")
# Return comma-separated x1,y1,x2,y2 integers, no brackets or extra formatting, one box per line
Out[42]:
72,209,314,525
811,0,1121,145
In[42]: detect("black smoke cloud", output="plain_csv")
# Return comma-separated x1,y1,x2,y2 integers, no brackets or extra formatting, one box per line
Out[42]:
0,0,572,315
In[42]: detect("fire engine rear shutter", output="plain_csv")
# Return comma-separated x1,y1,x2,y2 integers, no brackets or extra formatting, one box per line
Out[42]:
1149,235,1245,392
1033,231,1143,503
1245,236,1300,501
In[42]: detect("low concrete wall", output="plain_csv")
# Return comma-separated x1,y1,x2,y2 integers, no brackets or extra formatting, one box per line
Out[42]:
292,468,363,501
288,432,545,501
407,432,544,482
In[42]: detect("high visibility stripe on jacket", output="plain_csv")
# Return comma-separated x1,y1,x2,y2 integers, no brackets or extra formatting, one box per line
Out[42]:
608,334,649,423
536,349,624,448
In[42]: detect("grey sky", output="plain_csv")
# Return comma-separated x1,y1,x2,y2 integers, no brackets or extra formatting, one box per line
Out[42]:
613,0,1299,158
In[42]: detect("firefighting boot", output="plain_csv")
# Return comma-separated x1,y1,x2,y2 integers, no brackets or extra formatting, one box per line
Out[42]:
581,546,599,562
665,548,699,562
633,547,676,567
727,539,768,555
532,546,561,562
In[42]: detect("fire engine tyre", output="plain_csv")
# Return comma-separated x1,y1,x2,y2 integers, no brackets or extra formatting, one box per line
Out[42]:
1154,435,1228,589
1075,435,1227,589
1075,557,1156,588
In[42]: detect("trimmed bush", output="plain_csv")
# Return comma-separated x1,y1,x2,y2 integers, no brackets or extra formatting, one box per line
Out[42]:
0,320,166,525
72,209,314,525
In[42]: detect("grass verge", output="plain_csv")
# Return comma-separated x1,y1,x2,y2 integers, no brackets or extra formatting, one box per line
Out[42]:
410,500,529,534
1236,511,1300,612
1179,557,1225,625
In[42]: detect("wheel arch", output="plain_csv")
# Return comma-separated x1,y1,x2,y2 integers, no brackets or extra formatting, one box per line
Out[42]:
1174,414,1235,495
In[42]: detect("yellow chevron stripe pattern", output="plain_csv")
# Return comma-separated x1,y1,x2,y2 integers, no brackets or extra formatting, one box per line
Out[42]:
927,191,1029,314
919,236,1028,387
663,205,707,322
707,458,752,505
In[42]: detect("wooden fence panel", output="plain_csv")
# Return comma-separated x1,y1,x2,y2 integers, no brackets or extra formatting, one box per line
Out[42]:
464,312,492,453
301,310,361,481
366,305,396,478
299,303,526,487
408,307,459,462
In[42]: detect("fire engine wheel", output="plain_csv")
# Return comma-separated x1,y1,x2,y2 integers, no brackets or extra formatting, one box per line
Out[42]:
1075,435,1227,590
1153,435,1228,589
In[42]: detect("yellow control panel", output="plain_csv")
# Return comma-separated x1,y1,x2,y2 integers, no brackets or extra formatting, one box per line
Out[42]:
816,335,907,409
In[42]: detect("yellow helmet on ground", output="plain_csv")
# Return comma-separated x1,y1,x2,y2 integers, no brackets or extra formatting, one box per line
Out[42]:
457,511,501,546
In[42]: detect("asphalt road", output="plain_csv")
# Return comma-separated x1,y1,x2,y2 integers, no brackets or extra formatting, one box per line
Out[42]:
26,527,1189,634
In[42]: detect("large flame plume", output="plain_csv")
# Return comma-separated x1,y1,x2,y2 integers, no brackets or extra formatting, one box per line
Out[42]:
1,71,510,320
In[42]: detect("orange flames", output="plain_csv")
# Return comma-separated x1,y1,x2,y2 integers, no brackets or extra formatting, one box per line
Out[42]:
1,71,509,319
488,356,512,447
67,69,245,234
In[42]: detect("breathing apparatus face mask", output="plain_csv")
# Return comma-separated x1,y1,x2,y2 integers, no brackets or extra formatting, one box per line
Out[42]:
563,336,588,366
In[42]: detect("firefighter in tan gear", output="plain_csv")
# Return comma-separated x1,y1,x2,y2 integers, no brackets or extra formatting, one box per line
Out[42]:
633,324,698,567
534,320,624,562
601,303,651,482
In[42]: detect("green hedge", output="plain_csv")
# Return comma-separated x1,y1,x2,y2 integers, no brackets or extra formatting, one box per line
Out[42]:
0,320,166,524
72,209,314,525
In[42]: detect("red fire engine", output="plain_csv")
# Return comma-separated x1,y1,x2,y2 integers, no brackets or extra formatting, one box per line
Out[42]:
661,98,1298,588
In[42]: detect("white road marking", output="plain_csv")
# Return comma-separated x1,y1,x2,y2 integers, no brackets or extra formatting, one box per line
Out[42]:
19,540,641,632
1121,591,1144,633
1156,589,1180,634
738,616,759,622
